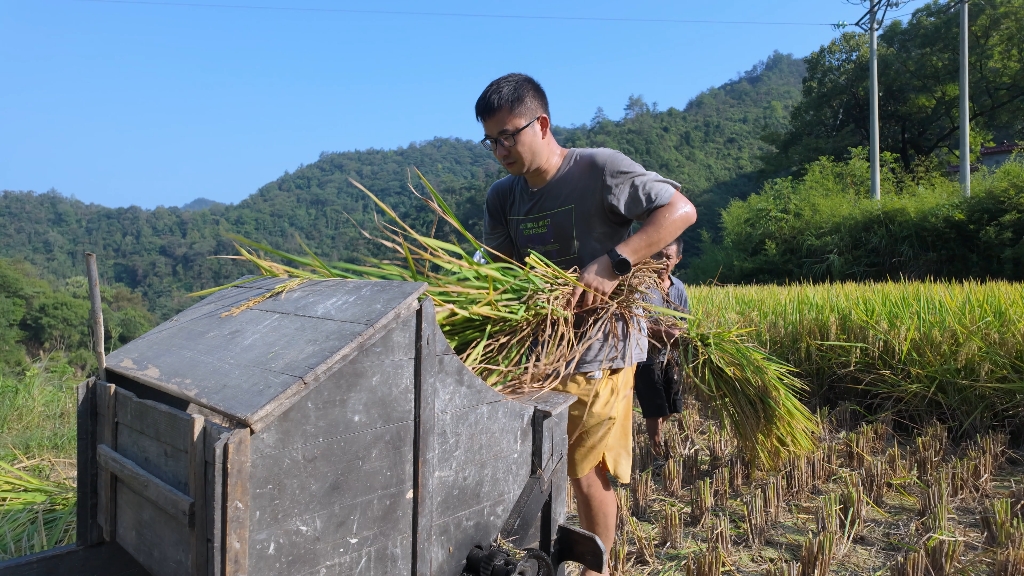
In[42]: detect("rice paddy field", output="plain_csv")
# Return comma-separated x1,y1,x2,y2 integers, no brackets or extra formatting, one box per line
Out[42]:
689,281,1024,438
563,280,1024,575
2,280,1022,572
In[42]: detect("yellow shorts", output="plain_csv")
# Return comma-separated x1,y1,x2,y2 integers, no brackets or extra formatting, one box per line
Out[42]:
550,366,636,484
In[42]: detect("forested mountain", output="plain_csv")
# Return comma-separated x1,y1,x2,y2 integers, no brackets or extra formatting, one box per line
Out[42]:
181,198,225,211
0,52,806,321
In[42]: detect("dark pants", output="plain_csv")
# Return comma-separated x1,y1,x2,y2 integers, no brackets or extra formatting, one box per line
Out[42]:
634,360,683,419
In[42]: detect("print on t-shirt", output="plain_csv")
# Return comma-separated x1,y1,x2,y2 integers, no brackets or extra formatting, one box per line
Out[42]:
509,205,578,265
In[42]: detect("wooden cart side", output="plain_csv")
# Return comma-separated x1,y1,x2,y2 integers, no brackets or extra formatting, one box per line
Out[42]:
224,428,250,576
206,426,230,576
0,543,150,576
77,378,103,547
413,299,437,576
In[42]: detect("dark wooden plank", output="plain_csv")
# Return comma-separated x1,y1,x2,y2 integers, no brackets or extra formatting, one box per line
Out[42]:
429,497,522,576
249,422,414,532
116,423,190,494
189,415,207,576
97,445,194,522
77,378,103,546
115,386,194,453
251,359,415,456
248,486,413,576
205,421,231,464
248,297,421,431
251,279,426,325
207,429,229,576
516,390,577,418
105,280,426,427
433,353,506,414
106,313,347,421
513,391,574,481
103,372,191,413
413,299,436,576
115,482,191,576
129,284,279,342
291,534,412,576
430,402,533,519
224,429,250,576
345,313,416,366
97,382,117,541
0,542,151,576
549,453,569,552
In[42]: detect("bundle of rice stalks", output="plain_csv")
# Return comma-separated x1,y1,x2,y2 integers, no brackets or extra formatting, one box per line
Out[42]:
198,171,818,462
0,458,76,560
674,318,819,464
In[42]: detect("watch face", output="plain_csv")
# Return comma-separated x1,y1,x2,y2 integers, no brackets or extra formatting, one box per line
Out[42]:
613,257,631,275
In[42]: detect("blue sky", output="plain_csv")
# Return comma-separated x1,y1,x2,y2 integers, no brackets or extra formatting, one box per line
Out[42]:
1,0,879,209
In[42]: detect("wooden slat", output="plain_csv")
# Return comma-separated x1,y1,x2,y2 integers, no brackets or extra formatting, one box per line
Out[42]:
413,299,437,576
96,382,117,541
0,542,150,576
250,358,415,457
97,444,194,522
116,423,190,494
433,353,505,414
248,422,414,532
224,428,250,576
116,482,192,576
208,430,228,576
204,421,230,464
247,484,413,575
76,378,103,546
189,415,208,576
116,386,194,452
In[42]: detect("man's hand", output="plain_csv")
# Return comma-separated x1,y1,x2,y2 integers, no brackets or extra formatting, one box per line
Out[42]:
570,255,620,311
649,321,681,345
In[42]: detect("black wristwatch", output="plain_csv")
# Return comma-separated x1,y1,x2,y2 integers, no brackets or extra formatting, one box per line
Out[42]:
606,247,632,276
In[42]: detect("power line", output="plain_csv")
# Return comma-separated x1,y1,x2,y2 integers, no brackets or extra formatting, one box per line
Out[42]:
68,0,844,27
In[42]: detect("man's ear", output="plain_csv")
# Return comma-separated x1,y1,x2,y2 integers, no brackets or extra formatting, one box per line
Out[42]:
538,115,551,138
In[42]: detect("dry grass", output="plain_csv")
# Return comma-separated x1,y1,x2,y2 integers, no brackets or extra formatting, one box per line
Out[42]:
562,398,1022,575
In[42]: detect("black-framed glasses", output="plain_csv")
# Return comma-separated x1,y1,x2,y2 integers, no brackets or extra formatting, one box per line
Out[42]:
479,116,540,151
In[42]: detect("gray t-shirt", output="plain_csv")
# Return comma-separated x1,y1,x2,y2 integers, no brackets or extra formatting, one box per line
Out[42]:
641,275,689,365
483,147,680,373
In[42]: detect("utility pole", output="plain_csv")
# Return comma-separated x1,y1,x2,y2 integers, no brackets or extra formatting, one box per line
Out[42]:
959,0,970,196
868,7,881,200
851,0,906,201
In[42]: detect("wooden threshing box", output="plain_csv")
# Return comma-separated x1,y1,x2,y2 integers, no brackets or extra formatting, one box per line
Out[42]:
0,277,595,576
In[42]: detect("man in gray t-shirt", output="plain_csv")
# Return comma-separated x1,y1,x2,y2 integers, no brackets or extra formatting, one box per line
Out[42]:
476,73,697,574
484,146,679,372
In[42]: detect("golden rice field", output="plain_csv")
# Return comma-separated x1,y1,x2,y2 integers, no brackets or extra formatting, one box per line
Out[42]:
689,281,1024,436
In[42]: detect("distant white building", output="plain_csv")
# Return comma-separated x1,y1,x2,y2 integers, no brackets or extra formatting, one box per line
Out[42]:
949,141,1022,174
980,141,1022,170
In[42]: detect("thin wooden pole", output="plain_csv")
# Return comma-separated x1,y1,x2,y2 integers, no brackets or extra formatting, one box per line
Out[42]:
85,252,106,381
960,0,971,197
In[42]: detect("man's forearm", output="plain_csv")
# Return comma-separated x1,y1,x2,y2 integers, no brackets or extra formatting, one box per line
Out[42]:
616,193,696,264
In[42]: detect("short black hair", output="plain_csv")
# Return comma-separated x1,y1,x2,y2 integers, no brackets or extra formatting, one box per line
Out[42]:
667,235,684,256
475,73,550,123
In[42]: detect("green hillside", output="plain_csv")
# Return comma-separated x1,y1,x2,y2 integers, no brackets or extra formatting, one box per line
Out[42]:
0,51,806,321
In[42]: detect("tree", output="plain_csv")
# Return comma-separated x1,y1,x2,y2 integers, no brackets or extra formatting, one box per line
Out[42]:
766,0,1024,172
623,94,652,119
